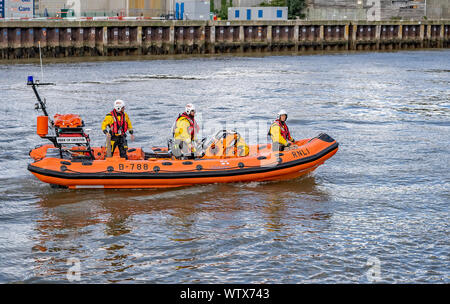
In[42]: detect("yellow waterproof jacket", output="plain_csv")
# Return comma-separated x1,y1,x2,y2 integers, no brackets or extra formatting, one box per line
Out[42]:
269,121,294,146
101,111,133,136
173,115,197,144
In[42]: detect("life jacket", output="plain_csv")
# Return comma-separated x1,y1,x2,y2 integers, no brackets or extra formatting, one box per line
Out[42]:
176,112,199,140
269,119,292,142
110,109,128,135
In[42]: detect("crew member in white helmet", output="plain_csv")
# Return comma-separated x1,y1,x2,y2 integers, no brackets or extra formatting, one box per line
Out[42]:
268,109,295,151
172,103,199,158
101,99,135,159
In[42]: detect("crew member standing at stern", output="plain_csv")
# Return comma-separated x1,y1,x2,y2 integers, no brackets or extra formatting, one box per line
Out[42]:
102,99,135,159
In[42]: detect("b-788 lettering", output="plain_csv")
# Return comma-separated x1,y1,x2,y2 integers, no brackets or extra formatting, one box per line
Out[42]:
118,163,148,171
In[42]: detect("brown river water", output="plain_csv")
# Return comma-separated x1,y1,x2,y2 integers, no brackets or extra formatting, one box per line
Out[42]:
0,50,449,283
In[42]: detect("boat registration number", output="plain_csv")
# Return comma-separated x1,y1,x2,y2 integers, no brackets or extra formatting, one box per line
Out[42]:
56,137,87,144
118,163,149,171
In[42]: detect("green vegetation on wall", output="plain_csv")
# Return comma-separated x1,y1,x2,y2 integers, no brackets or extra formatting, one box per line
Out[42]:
259,0,306,19
212,0,233,20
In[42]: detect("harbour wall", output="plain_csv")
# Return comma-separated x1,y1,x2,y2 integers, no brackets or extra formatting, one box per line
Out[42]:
0,20,449,59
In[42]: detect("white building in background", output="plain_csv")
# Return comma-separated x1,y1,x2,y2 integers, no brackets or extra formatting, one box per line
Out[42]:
174,0,210,20
215,0,449,20
34,0,167,17
1,0,35,18
228,6,288,20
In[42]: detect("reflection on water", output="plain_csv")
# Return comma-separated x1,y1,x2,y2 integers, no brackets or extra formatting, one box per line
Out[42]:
29,175,331,282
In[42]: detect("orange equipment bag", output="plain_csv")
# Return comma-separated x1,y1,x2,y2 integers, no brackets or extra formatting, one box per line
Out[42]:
54,114,83,128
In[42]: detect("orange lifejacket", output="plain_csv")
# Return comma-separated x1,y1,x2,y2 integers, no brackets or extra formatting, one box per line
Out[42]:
177,113,199,140
110,110,128,135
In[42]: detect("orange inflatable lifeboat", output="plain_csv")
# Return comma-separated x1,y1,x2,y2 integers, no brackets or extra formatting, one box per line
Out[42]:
28,132,338,189
26,76,338,189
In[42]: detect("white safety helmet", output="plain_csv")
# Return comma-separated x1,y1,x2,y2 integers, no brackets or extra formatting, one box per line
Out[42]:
277,109,288,119
114,99,125,112
185,103,195,115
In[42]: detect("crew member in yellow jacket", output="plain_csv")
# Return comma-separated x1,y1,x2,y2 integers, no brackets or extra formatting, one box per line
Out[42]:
172,103,199,158
268,109,295,151
101,99,135,159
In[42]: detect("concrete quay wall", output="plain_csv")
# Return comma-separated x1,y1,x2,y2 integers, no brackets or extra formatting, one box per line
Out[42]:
0,20,449,59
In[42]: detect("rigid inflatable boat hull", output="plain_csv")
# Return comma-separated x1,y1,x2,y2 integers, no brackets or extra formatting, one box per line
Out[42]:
28,134,338,189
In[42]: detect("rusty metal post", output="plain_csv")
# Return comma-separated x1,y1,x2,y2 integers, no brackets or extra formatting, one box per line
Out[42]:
0,28,7,50
73,27,83,49
273,26,280,43
22,28,34,48
247,26,253,42
218,26,225,42
257,26,263,42
357,25,364,41
199,26,205,51
324,25,331,41
101,26,107,55
37,28,48,48
351,24,357,49
87,27,95,49
12,28,21,49
155,27,163,46
187,26,194,46
294,25,299,51
281,26,288,42
144,27,152,47
169,25,175,44
210,25,215,53
112,27,119,46
343,25,349,50
121,27,130,45
137,26,142,50
94,27,103,55
47,28,59,48
375,24,381,49
225,26,233,43
300,26,306,41
60,28,72,48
